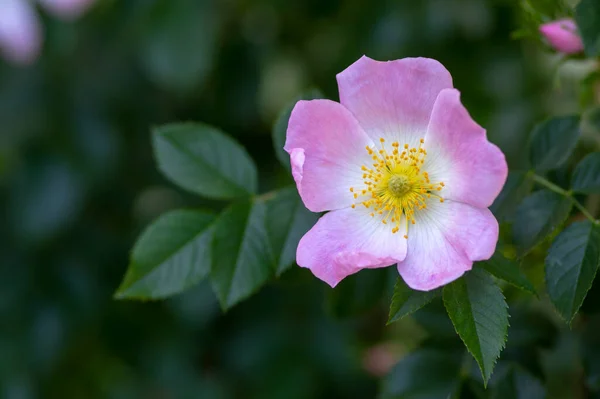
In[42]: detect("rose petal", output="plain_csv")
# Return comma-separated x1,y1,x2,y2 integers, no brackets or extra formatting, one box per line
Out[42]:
285,99,374,212
539,19,584,55
424,88,508,208
39,0,96,20
397,199,498,291
297,206,407,287
336,56,453,147
0,0,41,65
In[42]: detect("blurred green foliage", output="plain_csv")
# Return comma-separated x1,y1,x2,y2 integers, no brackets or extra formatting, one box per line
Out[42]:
0,0,592,397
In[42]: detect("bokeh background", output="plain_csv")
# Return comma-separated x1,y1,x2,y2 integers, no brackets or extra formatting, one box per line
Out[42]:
0,0,587,397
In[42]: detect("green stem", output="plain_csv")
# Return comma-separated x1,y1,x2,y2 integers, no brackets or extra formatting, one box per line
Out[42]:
529,172,598,224
530,173,567,195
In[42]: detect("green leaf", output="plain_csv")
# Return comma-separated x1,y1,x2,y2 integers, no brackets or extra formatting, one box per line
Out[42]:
272,89,324,170
443,268,509,385
490,171,534,222
380,348,462,399
387,278,441,324
115,210,215,300
575,0,600,57
153,123,257,199
545,221,600,323
477,252,536,295
572,153,600,194
210,200,274,309
512,189,572,256
529,115,581,172
264,187,319,275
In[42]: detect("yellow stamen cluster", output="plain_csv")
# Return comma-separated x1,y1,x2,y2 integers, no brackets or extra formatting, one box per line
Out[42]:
349,138,445,238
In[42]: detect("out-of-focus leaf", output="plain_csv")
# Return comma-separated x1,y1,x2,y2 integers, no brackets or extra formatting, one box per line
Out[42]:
387,278,441,324
115,210,215,299
272,89,324,170
572,153,600,194
443,268,508,385
512,190,572,256
140,0,219,93
264,187,318,275
545,221,600,323
210,200,273,309
490,364,546,399
327,269,389,318
575,0,600,57
477,252,536,295
529,115,580,172
380,348,462,399
490,171,534,222
153,123,257,199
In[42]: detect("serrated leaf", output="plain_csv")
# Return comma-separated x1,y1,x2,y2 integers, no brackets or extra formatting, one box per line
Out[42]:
380,348,462,399
575,0,600,57
153,123,257,199
572,153,600,194
210,200,274,309
490,171,534,222
529,115,580,172
116,210,215,300
264,187,319,275
443,268,509,385
272,89,324,170
387,278,441,324
477,252,536,295
545,221,600,323
512,189,572,256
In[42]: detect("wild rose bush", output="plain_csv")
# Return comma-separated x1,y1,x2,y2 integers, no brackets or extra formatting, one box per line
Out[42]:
114,0,600,394
4,0,600,397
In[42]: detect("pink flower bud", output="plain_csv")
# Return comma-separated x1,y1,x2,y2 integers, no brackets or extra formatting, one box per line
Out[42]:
539,19,584,55
0,0,42,65
38,0,96,20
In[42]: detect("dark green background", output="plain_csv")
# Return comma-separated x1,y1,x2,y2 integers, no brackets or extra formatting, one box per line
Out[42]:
0,0,582,397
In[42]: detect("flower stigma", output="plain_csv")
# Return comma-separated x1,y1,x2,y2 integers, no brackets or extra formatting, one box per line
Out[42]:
349,138,445,239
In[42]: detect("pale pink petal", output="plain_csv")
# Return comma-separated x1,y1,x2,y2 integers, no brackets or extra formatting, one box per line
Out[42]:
289,148,305,187
38,0,96,20
539,19,584,55
336,56,453,147
424,89,507,209
285,99,375,212
297,207,407,287
398,200,498,291
0,0,41,65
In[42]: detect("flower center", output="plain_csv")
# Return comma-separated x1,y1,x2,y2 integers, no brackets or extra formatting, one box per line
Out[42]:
387,174,411,197
349,138,445,238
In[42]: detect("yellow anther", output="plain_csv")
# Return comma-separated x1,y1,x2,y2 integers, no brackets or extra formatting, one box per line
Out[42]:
349,137,445,236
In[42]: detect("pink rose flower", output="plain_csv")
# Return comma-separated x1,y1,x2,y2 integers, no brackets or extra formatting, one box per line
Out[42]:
285,56,508,291
38,0,96,20
0,0,95,65
539,19,584,55
0,0,42,65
